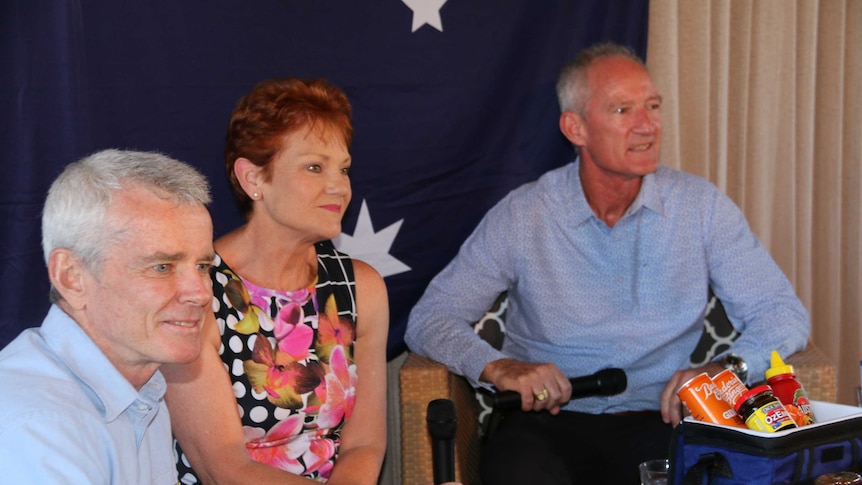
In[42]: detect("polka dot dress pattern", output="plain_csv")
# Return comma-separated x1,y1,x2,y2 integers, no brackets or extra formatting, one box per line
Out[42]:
175,241,357,483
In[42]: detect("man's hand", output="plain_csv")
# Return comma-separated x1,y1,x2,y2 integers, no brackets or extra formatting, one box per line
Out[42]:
480,358,572,414
660,362,724,426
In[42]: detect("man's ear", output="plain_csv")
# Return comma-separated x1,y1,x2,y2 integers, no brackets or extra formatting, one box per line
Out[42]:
234,157,262,199
47,248,89,310
559,111,587,147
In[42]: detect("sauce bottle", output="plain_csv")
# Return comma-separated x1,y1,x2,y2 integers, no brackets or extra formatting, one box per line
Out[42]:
734,385,797,432
765,350,816,426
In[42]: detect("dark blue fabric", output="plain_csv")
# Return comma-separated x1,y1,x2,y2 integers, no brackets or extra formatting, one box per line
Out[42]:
670,418,862,484
1,0,648,358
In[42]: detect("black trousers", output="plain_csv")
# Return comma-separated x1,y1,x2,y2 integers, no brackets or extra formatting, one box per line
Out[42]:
480,410,673,485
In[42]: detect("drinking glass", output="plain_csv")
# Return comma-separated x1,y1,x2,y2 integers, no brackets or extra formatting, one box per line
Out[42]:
638,458,669,485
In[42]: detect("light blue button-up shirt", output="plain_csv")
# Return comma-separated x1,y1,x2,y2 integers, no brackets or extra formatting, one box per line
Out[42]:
405,161,810,413
0,305,178,484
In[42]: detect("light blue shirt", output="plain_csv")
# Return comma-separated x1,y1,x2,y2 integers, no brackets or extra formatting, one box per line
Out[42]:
0,305,178,484
405,161,810,413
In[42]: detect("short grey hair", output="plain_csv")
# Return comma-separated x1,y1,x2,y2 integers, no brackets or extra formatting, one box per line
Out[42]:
42,149,211,301
556,42,645,115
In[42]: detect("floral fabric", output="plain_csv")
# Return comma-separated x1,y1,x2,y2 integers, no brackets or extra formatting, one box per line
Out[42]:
175,240,357,483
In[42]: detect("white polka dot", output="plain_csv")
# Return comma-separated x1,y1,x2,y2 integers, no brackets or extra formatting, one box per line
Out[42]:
247,333,258,350
225,313,239,329
229,335,243,352
180,472,198,484
233,381,247,399
215,271,229,286
273,406,291,421
236,402,245,418
249,406,270,423
231,358,244,377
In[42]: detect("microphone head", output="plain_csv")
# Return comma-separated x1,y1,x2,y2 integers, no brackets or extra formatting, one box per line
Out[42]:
426,398,457,440
595,368,627,395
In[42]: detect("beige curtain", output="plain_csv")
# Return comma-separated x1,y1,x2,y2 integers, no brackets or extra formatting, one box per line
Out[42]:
648,0,862,404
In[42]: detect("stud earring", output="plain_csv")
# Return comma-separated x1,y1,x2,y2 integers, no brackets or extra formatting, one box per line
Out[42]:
252,192,259,199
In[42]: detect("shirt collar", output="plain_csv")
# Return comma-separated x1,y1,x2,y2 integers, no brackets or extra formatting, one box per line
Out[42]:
570,160,666,223
41,305,166,422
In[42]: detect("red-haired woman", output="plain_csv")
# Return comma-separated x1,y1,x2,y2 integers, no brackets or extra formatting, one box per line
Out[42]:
164,78,388,485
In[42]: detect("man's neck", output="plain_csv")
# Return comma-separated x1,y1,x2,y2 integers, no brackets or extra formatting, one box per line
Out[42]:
579,161,643,228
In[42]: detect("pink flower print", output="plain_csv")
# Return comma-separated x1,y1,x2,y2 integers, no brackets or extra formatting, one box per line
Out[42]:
244,416,337,479
250,291,271,312
305,438,336,478
244,415,308,475
280,286,313,305
274,302,313,360
316,345,357,429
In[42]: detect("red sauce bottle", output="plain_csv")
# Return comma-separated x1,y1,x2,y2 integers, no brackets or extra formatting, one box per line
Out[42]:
765,350,816,426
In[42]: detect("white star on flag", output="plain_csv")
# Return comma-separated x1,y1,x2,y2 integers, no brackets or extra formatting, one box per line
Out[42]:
333,199,411,278
401,0,447,32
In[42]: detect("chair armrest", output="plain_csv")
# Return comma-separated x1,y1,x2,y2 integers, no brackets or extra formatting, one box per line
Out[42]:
399,352,481,485
785,343,837,403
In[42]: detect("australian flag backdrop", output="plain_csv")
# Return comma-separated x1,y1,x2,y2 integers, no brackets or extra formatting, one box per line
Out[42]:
2,1,648,359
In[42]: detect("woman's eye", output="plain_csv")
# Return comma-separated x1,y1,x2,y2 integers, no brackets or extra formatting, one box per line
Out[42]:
341,166,351,175
615,107,629,114
307,164,322,173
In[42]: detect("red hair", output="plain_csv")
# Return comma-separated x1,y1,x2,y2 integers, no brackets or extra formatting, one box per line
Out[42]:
224,77,353,217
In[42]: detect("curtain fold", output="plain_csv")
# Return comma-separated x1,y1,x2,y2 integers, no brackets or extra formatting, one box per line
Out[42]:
648,0,861,404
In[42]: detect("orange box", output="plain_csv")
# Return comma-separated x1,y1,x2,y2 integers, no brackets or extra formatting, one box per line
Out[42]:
678,372,746,428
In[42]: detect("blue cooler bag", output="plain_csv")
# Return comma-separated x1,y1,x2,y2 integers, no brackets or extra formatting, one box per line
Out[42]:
669,402,862,485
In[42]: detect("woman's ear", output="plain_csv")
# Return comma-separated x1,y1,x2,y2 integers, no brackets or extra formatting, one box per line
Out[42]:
48,248,88,310
559,111,587,147
234,157,262,199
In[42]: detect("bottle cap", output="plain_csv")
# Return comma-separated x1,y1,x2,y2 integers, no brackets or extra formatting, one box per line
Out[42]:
733,385,773,412
765,350,795,380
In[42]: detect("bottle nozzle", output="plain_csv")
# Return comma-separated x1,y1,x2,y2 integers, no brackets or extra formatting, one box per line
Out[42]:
770,350,785,368
766,350,794,379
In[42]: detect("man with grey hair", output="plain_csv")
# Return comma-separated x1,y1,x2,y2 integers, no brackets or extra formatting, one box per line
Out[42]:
0,149,215,484
406,42,809,483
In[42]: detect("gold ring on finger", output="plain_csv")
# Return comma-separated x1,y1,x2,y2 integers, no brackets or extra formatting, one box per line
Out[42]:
534,389,549,401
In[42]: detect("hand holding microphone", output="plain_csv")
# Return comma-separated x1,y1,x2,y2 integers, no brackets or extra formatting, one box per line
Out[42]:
491,367,628,409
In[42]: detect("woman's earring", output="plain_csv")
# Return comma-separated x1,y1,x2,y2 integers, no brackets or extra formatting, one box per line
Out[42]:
252,192,259,199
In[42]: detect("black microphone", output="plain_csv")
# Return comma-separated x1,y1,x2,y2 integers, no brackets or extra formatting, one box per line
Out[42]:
492,367,627,409
426,398,457,485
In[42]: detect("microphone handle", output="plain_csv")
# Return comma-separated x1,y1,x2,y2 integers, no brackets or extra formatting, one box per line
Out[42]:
491,378,600,409
431,437,455,484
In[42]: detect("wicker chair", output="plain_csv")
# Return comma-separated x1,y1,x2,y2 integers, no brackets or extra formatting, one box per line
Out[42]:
399,293,836,485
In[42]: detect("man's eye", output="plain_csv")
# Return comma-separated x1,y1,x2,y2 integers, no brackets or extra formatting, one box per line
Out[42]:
615,107,629,114
649,102,662,110
197,263,214,273
153,264,170,273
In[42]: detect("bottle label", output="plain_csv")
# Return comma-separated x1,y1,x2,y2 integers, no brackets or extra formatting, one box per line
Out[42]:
744,400,797,432
793,390,816,425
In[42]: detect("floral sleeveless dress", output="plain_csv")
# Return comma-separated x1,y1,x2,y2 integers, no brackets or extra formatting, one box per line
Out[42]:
175,240,358,483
